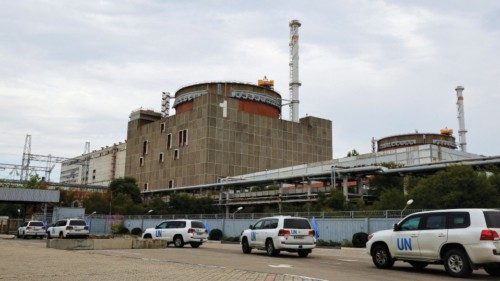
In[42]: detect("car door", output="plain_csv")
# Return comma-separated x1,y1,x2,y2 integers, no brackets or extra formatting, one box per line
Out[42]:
162,221,175,241
392,214,422,258
418,212,448,259
262,219,279,241
154,222,168,239
249,220,264,247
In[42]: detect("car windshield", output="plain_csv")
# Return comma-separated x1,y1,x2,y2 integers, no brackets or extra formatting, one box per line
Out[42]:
29,222,44,226
284,219,311,229
484,211,500,228
69,220,87,226
191,221,205,228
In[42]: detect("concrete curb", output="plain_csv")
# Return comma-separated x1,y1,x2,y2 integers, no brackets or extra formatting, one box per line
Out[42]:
47,238,167,250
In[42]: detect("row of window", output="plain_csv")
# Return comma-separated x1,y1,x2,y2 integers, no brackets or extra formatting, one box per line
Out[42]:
398,212,470,231
139,149,180,167
143,180,175,191
144,129,188,155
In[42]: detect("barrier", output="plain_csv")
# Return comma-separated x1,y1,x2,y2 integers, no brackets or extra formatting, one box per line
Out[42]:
46,238,167,250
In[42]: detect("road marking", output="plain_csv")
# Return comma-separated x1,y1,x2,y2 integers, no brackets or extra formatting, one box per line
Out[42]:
338,259,359,262
268,264,293,268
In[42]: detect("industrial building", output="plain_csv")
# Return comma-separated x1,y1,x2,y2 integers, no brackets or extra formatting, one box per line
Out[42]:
60,142,126,186
124,81,332,191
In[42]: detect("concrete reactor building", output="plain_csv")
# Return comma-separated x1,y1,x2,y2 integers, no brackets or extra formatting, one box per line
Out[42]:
124,80,332,191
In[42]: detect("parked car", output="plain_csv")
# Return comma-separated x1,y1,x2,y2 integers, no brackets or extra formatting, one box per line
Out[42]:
366,209,500,278
17,221,46,239
142,219,208,248
240,216,316,257
46,218,89,239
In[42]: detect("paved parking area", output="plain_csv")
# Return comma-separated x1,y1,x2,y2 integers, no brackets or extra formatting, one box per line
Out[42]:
0,239,494,281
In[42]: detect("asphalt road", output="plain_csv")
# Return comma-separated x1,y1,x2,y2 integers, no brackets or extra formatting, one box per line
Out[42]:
0,238,495,281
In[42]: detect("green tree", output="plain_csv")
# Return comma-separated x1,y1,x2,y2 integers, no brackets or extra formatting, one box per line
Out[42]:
109,177,141,204
144,196,169,215
409,165,499,209
111,193,144,215
347,149,359,157
83,192,109,214
329,189,347,210
373,188,406,210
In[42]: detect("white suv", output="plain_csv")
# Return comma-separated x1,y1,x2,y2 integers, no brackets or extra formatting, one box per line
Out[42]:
47,218,89,239
366,209,500,277
240,216,316,257
17,221,46,239
142,219,208,248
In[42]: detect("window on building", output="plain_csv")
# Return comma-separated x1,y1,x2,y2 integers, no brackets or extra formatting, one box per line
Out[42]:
178,129,188,147
183,129,188,146
173,149,179,160
160,123,165,133
159,153,164,163
168,180,174,189
142,140,148,155
139,157,144,167
144,183,149,191
166,134,172,150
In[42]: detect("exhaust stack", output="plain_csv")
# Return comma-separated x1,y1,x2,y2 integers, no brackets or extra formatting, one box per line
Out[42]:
289,20,301,122
455,86,467,152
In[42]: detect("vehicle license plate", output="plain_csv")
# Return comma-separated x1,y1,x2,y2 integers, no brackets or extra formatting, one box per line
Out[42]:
294,236,304,239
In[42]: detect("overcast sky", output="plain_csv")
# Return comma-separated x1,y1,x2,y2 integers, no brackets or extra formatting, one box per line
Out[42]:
1,0,499,180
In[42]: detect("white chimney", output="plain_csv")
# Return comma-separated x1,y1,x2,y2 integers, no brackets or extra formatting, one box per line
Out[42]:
289,20,301,122
455,86,467,152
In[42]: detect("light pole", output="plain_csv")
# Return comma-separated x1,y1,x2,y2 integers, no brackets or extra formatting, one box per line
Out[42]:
87,211,96,233
141,210,154,233
401,199,414,218
17,209,21,229
232,206,243,219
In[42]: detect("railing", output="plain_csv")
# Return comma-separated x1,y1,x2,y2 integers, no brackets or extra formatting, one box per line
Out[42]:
121,209,428,220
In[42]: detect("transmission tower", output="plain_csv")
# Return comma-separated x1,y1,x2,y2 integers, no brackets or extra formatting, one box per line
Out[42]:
20,134,32,181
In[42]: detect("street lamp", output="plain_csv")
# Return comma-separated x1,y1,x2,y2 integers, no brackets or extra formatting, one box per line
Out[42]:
401,199,414,218
232,206,243,219
141,210,154,233
17,209,21,229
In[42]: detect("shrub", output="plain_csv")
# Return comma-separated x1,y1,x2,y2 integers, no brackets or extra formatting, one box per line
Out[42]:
209,229,223,240
352,232,369,248
222,236,240,242
111,223,130,234
131,227,143,236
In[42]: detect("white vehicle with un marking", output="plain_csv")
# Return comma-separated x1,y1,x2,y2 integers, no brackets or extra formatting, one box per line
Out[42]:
366,209,500,278
240,216,316,257
142,219,208,248
46,218,89,239
17,221,46,239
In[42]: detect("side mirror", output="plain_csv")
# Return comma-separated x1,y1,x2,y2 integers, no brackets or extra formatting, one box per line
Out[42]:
393,223,401,231
249,225,254,230
155,225,160,229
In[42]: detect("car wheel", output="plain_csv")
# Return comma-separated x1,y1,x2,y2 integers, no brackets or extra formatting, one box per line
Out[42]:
174,235,184,248
47,233,51,239
266,239,278,257
59,232,64,239
372,245,394,269
241,238,252,254
298,250,309,258
409,261,428,270
143,234,152,239
484,263,500,276
22,231,26,239
190,242,201,248
444,249,472,278
16,231,21,239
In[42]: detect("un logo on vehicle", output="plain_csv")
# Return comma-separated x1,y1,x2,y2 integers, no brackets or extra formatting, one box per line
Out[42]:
396,238,412,251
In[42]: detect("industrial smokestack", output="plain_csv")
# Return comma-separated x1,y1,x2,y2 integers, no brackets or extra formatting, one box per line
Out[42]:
455,86,467,152
289,20,301,122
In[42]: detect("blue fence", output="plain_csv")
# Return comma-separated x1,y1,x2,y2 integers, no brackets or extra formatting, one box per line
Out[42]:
86,215,401,242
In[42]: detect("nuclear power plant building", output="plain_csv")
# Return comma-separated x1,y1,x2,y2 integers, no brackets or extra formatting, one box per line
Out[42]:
124,81,332,191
